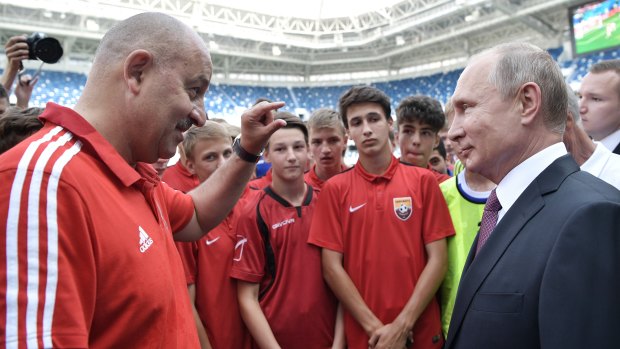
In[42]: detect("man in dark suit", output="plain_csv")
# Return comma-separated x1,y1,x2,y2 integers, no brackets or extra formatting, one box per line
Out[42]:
445,42,620,349
579,59,620,155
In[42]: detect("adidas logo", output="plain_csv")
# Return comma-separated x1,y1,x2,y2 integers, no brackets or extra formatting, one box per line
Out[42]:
139,226,154,253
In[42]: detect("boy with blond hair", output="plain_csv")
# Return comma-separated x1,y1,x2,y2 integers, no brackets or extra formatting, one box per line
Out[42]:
176,121,251,349
305,108,349,189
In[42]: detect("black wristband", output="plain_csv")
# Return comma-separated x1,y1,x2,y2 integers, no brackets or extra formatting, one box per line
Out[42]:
233,137,261,163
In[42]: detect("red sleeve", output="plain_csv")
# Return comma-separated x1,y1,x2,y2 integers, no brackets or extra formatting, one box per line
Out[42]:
420,172,455,244
0,172,94,348
160,181,195,234
175,241,198,285
307,180,344,252
229,196,265,283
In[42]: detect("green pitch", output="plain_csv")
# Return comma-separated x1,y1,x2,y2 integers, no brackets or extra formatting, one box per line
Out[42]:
575,12,620,54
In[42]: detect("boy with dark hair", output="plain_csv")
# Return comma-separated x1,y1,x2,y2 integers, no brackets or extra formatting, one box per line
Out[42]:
429,139,450,176
305,108,348,189
175,121,252,349
0,107,44,154
231,112,343,349
309,85,454,349
396,95,450,183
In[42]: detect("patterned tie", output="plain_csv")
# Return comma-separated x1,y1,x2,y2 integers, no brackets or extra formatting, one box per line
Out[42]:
476,189,502,254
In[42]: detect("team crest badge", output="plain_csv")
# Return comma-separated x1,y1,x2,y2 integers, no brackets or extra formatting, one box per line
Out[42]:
393,197,413,221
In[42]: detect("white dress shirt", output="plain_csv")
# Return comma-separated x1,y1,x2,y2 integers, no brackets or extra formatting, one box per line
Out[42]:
600,128,620,152
581,142,620,190
495,143,568,223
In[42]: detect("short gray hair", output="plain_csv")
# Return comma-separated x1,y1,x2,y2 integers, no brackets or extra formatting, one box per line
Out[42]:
92,13,197,76
486,42,567,134
566,85,581,126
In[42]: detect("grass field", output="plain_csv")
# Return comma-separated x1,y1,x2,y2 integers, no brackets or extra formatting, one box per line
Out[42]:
575,12,620,55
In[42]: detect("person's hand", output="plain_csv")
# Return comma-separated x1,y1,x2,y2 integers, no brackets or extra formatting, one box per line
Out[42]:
239,101,286,155
368,322,412,349
5,35,29,71
15,73,38,109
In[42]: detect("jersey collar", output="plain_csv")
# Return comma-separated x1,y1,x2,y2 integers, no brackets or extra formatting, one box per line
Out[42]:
354,155,399,182
40,102,150,187
264,184,314,207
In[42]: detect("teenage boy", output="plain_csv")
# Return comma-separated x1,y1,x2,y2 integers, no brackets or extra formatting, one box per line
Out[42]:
396,95,451,183
308,86,454,349
162,142,200,192
231,112,343,349
305,108,349,189
175,121,252,349
429,139,451,176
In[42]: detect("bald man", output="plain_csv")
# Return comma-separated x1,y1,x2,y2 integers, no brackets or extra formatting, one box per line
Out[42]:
0,13,284,348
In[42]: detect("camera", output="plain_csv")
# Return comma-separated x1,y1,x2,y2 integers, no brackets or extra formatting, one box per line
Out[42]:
26,33,63,64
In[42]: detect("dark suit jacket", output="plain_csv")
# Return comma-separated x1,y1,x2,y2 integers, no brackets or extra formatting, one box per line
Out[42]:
445,155,620,349
613,141,620,155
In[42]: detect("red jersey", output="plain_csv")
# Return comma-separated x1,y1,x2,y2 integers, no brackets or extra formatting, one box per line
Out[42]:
308,156,455,349
0,103,198,348
247,168,272,190
176,203,252,349
304,164,348,189
230,186,338,349
162,161,200,193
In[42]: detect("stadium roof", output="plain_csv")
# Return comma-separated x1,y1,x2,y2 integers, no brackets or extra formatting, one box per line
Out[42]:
207,0,404,19
0,0,583,86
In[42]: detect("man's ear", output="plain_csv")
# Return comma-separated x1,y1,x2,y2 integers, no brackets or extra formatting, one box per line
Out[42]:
124,49,153,95
518,82,542,126
565,112,575,131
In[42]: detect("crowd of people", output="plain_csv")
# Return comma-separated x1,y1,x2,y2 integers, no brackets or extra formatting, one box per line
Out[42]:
0,12,619,349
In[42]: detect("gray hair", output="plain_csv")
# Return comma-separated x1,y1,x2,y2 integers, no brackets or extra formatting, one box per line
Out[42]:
485,42,567,134
566,85,581,126
91,13,197,77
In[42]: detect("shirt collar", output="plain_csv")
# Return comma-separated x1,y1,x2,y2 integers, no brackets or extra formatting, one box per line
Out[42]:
354,155,399,182
600,128,620,152
309,164,348,185
495,142,567,222
581,141,611,176
308,165,323,187
39,102,148,187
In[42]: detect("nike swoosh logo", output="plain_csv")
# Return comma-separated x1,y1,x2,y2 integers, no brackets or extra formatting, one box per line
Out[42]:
206,236,221,245
349,203,366,212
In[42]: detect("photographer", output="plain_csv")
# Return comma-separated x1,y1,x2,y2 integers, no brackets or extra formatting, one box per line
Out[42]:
1,35,29,94
2,33,60,109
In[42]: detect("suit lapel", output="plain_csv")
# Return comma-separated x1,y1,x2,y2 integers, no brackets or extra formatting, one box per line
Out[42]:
445,155,580,347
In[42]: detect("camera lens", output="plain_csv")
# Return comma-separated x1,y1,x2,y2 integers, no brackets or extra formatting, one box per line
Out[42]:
33,37,63,64
26,33,64,64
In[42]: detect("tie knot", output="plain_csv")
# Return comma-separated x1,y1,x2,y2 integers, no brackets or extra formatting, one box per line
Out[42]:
485,189,502,212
